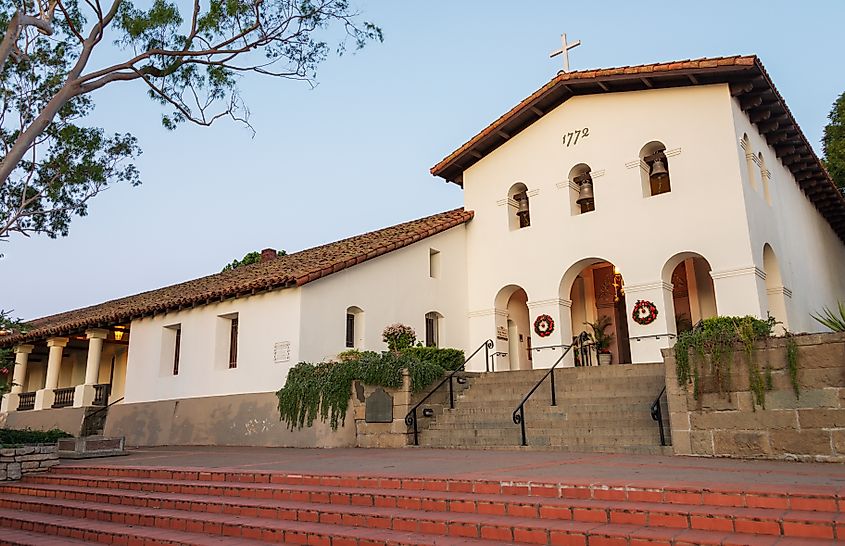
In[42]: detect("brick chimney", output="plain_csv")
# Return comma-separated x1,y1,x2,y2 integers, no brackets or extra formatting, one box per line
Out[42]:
260,248,277,262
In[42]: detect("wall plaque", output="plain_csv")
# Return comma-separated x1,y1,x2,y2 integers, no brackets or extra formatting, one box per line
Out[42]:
365,387,393,423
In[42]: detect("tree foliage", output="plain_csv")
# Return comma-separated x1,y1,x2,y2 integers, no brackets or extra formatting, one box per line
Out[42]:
0,0,381,241
823,91,845,190
221,248,285,272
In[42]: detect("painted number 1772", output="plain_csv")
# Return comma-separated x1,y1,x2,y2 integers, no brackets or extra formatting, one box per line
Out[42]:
563,127,590,147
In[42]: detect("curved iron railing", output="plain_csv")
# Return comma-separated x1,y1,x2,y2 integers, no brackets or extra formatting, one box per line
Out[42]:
650,386,668,446
512,343,576,446
405,339,493,446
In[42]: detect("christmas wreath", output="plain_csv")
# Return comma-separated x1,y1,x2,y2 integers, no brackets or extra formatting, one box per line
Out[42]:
632,300,659,325
533,314,555,337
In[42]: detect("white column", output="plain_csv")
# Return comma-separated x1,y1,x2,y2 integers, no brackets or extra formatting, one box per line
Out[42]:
710,266,767,318
11,344,34,394
75,329,108,407
84,329,108,385
35,337,67,410
624,281,676,364
44,337,67,390
527,298,571,369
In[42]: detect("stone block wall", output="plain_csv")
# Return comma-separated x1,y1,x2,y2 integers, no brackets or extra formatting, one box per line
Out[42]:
0,445,59,480
664,332,845,462
351,372,413,448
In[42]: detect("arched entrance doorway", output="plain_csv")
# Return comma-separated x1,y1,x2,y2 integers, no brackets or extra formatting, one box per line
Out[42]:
494,285,532,371
561,259,631,365
663,253,718,333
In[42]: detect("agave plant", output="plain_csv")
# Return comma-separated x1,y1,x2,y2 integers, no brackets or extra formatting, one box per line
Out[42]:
811,302,845,332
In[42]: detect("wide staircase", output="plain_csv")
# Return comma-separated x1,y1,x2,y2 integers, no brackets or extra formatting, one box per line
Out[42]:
0,464,840,545
416,363,671,454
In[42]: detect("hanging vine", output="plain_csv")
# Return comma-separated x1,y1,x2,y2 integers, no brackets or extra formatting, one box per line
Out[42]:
674,315,797,409
276,348,462,431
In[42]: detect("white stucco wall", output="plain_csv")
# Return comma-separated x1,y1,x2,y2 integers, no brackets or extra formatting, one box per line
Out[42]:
461,84,765,366
123,225,468,403
299,226,468,362
730,100,845,333
124,289,301,403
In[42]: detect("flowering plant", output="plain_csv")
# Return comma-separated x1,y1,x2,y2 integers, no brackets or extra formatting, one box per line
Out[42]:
382,324,417,352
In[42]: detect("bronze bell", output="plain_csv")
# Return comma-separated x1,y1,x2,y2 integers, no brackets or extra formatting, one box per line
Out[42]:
650,157,669,184
576,177,594,205
516,193,530,216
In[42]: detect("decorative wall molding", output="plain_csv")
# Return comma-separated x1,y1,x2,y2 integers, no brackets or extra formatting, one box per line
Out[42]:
624,281,674,294
496,197,518,208
766,286,793,298
527,298,571,309
468,308,509,318
710,266,766,281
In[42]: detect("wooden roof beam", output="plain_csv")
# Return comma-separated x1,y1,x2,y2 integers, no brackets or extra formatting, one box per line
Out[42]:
740,95,763,109
749,108,772,123
729,81,754,96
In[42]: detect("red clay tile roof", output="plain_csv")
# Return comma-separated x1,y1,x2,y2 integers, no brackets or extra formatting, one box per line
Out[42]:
431,55,845,241
1,208,473,347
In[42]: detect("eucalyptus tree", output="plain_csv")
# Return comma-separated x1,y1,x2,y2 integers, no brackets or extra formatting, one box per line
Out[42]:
0,0,381,240
823,91,844,190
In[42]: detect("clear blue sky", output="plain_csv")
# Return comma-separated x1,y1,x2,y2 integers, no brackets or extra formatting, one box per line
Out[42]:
2,1,844,320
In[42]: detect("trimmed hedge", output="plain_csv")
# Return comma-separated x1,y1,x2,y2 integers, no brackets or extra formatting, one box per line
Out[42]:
404,346,465,371
0,428,71,445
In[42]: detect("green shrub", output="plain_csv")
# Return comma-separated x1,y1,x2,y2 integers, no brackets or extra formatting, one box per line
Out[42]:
276,347,464,431
403,346,465,371
0,428,71,445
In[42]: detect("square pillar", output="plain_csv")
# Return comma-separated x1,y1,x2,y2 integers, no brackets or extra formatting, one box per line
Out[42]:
624,281,676,364
11,344,34,394
527,298,572,369
73,384,97,408
1,393,18,413
467,309,503,372
710,266,767,318
34,388,55,411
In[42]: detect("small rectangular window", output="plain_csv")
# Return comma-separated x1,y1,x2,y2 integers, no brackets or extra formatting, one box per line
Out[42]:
425,313,439,348
173,327,181,375
429,249,441,278
228,318,239,369
346,313,355,348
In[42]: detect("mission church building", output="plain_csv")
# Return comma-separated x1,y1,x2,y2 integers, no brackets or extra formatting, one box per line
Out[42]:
2,55,844,447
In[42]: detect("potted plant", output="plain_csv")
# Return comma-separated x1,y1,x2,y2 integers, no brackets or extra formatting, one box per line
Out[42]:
585,316,615,365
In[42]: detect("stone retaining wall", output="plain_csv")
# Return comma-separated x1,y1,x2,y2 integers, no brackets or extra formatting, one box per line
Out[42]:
0,445,59,480
664,332,845,462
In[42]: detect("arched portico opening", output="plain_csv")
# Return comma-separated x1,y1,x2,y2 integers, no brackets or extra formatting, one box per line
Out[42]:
560,259,631,365
662,253,718,333
763,244,789,332
494,285,532,371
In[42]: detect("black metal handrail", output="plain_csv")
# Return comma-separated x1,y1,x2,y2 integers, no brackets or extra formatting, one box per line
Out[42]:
83,395,124,428
17,391,35,411
512,343,576,446
650,386,668,446
405,339,493,445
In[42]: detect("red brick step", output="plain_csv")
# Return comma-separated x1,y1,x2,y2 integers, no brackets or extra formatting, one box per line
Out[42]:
53,465,842,513
1,479,838,541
